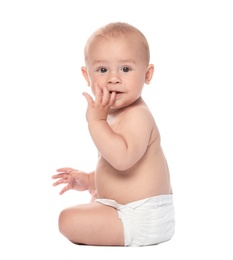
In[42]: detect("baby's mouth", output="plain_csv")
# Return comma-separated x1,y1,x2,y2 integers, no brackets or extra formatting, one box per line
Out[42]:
109,91,122,94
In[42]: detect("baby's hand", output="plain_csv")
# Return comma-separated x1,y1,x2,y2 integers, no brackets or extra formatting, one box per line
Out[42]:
52,167,90,195
82,83,116,123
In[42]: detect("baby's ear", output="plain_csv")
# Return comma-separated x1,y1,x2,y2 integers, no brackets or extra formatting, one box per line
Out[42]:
145,64,154,84
81,66,90,86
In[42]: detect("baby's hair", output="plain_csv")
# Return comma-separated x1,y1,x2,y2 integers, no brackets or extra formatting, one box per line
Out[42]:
84,22,150,64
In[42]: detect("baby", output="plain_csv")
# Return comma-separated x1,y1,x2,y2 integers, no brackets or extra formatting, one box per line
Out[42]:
52,22,175,247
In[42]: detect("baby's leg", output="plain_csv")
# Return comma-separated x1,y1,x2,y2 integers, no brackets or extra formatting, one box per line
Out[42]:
58,202,124,246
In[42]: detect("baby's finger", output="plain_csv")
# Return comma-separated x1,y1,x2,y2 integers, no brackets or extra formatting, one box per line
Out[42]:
82,92,94,105
52,178,68,186
56,167,74,173
52,176,59,181
94,84,103,104
109,91,116,107
59,185,69,195
101,85,111,105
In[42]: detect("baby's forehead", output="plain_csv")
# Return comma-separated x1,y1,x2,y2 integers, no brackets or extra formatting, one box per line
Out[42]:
85,34,149,64
90,34,138,47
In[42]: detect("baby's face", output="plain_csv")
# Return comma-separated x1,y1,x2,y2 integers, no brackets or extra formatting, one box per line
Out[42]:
82,37,152,109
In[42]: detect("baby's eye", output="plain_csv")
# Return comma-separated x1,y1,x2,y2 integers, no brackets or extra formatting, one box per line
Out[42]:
121,67,131,73
98,68,107,73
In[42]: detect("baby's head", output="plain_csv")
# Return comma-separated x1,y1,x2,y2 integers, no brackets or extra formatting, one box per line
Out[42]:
84,22,150,66
82,22,154,109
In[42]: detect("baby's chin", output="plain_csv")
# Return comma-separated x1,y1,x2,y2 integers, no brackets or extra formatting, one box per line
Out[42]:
109,104,128,113
109,104,122,113
109,107,118,113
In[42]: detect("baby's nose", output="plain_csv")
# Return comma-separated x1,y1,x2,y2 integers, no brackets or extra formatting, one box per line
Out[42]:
107,72,121,84
108,78,120,84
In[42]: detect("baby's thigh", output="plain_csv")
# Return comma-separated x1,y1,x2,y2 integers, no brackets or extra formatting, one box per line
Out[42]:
58,202,124,246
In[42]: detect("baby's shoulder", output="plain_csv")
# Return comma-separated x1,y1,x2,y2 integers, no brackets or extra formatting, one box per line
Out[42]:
124,102,155,121
116,104,156,134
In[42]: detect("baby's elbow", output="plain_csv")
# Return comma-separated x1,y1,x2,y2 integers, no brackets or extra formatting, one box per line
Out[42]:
111,159,135,171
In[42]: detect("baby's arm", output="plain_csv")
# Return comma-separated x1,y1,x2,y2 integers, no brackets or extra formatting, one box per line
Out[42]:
83,84,154,171
52,168,95,195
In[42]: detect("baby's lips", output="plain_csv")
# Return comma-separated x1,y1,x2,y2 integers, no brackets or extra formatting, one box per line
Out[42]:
109,90,122,94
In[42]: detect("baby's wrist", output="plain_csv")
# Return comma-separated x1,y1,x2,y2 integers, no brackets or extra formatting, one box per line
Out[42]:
87,119,107,131
87,117,106,124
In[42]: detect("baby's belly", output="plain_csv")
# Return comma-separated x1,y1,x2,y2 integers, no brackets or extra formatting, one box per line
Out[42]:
95,154,172,204
95,167,167,204
95,166,127,202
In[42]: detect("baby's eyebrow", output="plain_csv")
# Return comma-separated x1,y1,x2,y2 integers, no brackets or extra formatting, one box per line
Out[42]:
119,59,136,64
93,59,107,64
92,59,136,65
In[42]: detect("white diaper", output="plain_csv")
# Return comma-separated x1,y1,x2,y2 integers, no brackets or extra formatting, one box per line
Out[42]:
95,194,175,247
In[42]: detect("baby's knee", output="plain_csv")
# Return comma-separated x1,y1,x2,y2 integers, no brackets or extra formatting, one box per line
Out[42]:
58,208,72,237
58,207,85,244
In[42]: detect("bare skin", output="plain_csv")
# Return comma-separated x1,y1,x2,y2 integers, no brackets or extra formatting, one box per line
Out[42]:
52,26,172,246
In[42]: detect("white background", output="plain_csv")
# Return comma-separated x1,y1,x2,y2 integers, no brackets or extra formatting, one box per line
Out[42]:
0,0,232,259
